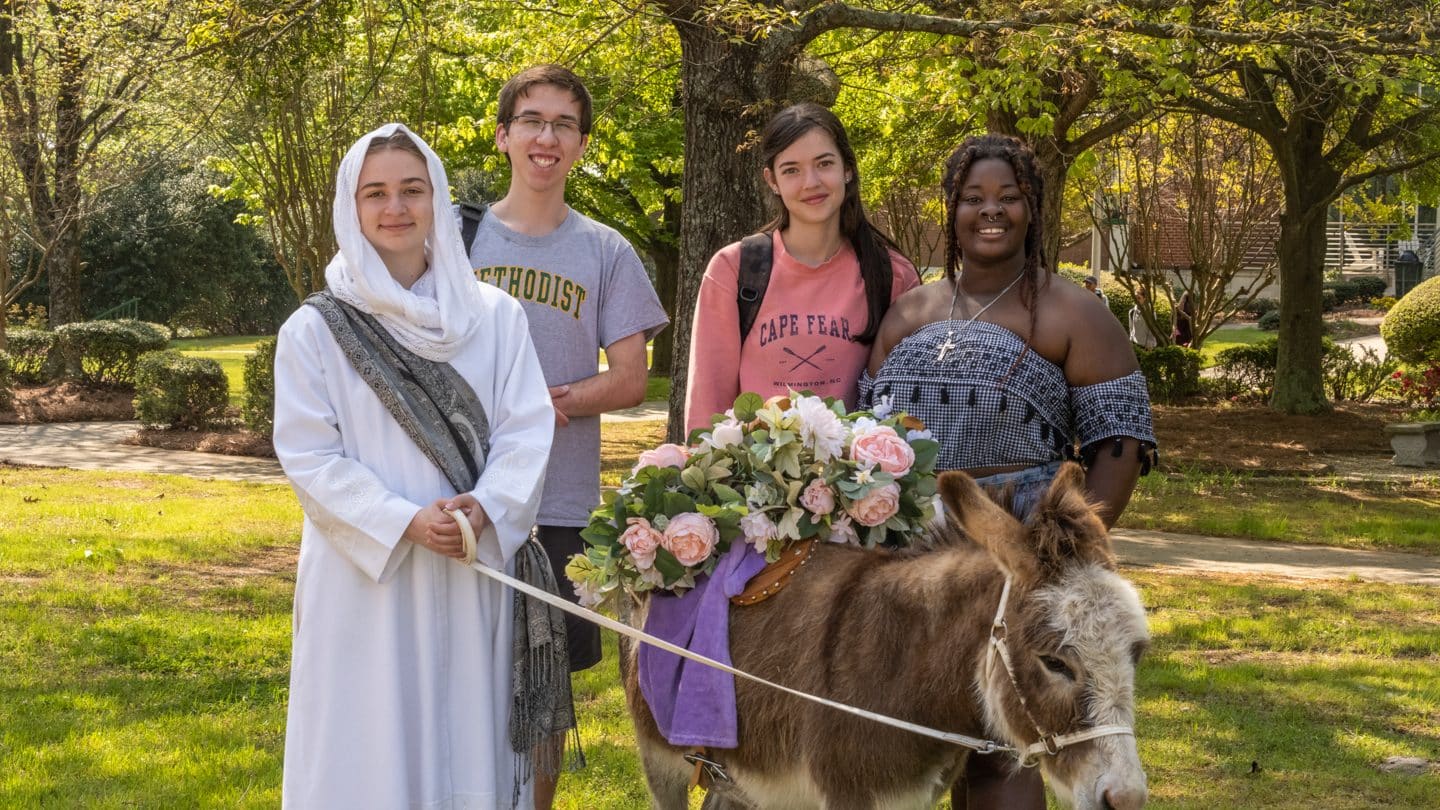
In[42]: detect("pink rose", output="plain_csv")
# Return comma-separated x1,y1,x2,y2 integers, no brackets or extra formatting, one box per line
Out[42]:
846,482,902,527
849,426,915,476
619,517,664,570
633,442,690,473
662,512,719,566
800,478,836,516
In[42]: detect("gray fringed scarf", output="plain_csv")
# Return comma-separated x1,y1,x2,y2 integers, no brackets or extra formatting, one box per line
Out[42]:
306,291,582,806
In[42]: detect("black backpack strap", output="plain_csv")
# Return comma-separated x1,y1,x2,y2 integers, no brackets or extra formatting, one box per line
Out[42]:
457,201,489,255
737,232,774,343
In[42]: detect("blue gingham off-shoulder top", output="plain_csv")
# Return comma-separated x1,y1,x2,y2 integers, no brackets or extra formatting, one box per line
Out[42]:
859,321,1157,472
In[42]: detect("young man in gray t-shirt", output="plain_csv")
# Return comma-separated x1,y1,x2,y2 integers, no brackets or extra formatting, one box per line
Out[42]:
466,64,668,809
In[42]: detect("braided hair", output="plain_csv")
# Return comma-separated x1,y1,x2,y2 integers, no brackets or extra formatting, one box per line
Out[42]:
941,134,1048,356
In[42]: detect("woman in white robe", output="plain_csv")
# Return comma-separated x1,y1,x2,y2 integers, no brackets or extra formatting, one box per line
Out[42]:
274,123,554,809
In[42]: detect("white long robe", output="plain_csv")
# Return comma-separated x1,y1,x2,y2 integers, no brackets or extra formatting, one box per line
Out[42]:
274,278,553,809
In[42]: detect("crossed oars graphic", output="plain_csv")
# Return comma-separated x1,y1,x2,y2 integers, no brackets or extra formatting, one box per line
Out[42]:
783,344,826,371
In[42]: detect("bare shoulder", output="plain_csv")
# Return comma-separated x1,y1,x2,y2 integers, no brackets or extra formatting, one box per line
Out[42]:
1037,275,1139,385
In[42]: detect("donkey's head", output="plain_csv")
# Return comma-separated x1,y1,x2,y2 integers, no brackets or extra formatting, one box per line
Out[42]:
940,464,1149,810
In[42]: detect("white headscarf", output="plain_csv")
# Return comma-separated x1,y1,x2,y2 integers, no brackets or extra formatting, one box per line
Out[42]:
325,122,485,362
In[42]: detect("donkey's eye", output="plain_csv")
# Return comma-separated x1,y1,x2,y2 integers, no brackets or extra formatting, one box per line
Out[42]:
1040,655,1075,680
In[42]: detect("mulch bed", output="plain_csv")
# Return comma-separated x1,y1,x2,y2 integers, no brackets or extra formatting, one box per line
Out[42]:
1152,401,1402,474
2,381,275,458
123,428,276,458
0,382,136,424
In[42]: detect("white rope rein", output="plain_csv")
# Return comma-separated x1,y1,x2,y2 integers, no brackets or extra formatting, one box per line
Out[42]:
446,511,1131,760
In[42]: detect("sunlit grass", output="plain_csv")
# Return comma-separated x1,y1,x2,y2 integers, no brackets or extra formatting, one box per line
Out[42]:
172,335,267,407
1120,466,1440,552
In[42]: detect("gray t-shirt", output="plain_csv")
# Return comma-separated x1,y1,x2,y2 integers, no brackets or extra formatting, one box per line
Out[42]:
466,207,668,526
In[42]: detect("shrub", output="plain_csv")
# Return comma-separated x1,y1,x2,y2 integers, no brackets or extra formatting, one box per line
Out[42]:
1392,364,1440,409
1348,274,1388,301
53,319,169,385
243,337,277,437
1321,289,1338,311
1214,339,1279,400
1240,297,1279,317
0,349,12,409
5,328,57,383
1135,345,1202,403
1381,274,1440,364
1370,296,1398,312
1258,310,1281,331
132,350,230,430
1322,343,1398,402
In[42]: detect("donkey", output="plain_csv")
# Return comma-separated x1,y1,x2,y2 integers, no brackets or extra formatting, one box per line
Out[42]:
623,463,1150,810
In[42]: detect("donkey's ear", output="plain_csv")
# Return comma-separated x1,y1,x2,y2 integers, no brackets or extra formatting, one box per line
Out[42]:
938,471,1037,581
1029,462,1114,572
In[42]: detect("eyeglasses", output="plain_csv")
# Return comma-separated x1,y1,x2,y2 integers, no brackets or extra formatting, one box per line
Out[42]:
507,114,583,139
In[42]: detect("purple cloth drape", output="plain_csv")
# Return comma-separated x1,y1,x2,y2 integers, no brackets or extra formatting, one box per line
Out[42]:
637,542,767,748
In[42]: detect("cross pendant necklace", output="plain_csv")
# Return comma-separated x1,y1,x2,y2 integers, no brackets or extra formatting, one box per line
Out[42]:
934,271,1025,362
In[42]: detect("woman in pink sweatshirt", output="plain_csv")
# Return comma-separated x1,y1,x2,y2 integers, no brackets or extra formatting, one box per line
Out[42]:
683,103,920,434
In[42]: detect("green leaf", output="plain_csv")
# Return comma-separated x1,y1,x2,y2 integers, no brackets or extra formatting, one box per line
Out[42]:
653,547,686,585
681,465,708,492
733,392,764,421
579,522,619,549
911,439,940,472
663,491,697,515
711,483,743,503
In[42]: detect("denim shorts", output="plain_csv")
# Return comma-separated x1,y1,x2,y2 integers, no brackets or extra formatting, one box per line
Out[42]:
972,460,1064,519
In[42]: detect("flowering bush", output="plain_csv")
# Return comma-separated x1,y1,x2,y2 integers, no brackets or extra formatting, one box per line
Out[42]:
566,392,940,608
1393,364,1440,411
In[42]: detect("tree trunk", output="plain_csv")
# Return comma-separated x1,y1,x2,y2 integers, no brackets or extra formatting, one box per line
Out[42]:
1270,206,1330,414
663,10,787,442
46,231,85,325
649,239,679,379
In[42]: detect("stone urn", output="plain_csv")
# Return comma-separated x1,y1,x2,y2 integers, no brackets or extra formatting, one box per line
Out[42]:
1385,421,1440,467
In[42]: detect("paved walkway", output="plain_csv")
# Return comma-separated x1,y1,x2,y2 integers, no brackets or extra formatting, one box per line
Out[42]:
2,421,1437,586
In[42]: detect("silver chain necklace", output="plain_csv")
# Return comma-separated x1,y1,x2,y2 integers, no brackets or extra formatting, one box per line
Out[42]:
933,271,1025,362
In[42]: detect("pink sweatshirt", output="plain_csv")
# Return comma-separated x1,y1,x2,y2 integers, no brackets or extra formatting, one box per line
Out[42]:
684,231,919,433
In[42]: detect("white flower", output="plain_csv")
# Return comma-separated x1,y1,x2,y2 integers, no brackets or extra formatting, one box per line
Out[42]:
794,396,845,462
828,514,859,545
906,428,933,442
872,396,894,420
853,466,875,485
849,416,878,438
746,482,781,508
574,579,603,608
740,510,779,554
704,418,745,450
637,566,666,589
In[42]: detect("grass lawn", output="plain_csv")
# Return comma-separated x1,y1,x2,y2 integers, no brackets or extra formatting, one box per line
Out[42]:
3,464,1437,807
1120,466,1440,553
1196,327,1269,367
172,335,268,407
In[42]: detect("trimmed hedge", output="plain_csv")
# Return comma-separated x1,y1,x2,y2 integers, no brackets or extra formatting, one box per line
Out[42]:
1213,336,1395,402
1326,274,1388,306
5,328,57,383
1381,274,1440,364
243,337,277,437
133,350,229,430
1240,297,1279,317
54,319,169,385
0,349,12,409
1135,345,1201,403
1258,310,1280,331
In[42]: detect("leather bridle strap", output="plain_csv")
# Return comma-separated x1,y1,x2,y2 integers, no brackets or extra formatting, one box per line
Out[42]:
987,576,1136,766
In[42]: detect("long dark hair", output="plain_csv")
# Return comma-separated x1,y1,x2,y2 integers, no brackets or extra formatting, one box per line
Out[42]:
758,102,909,345
941,133,1047,352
